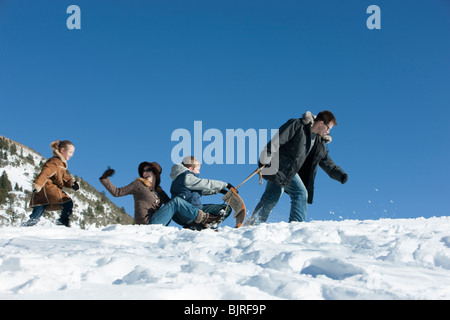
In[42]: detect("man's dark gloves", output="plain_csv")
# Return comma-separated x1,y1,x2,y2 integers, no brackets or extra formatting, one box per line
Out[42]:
341,174,348,184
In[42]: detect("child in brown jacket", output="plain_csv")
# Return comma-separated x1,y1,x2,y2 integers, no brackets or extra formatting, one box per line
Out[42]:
23,140,79,227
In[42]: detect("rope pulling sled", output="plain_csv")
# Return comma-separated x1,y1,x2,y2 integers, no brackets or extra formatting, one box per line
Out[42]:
220,166,265,229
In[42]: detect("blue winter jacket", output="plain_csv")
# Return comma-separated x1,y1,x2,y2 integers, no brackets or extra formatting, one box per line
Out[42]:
169,164,228,210
171,170,203,209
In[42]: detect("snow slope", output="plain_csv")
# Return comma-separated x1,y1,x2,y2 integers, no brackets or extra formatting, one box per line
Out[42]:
1,217,449,300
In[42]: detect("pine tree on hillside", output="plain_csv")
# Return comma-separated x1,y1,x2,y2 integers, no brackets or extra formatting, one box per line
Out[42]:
0,171,12,205
0,171,12,192
9,143,17,155
0,138,9,150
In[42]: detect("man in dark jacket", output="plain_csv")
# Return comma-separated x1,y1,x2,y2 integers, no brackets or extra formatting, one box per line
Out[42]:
245,111,348,225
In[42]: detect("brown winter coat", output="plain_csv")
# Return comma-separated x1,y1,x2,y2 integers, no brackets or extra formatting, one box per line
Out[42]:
100,177,170,225
29,148,75,211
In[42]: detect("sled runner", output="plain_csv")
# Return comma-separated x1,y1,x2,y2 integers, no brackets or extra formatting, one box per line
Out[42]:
221,166,265,228
222,187,246,228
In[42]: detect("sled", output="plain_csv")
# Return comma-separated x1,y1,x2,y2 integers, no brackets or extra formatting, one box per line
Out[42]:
221,166,265,228
222,187,246,228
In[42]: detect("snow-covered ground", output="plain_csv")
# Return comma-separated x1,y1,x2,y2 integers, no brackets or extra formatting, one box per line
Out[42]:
1,216,449,300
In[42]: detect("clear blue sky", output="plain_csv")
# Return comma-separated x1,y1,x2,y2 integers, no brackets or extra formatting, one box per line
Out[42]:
1,0,449,226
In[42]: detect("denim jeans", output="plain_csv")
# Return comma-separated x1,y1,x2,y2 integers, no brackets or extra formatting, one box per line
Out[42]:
28,201,73,223
149,196,199,226
246,174,308,225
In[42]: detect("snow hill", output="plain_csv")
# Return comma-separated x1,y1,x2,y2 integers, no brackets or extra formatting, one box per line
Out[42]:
1,217,449,299
0,136,133,228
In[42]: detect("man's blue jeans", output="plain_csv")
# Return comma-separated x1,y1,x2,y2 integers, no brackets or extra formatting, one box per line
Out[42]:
149,196,199,226
246,174,308,225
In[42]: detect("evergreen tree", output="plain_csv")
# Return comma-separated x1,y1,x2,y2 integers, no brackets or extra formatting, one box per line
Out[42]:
0,171,12,192
0,171,12,205
9,143,17,155
0,138,8,150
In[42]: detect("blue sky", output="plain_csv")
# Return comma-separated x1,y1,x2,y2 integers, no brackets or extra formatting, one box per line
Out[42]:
1,0,449,227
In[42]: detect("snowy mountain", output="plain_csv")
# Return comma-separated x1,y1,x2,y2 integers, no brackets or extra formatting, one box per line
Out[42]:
0,217,449,299
0,136,133,228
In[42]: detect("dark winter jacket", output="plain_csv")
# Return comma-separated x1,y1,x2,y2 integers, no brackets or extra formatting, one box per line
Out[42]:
171,170,203,209
169,164,227,209
260,111,346,204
